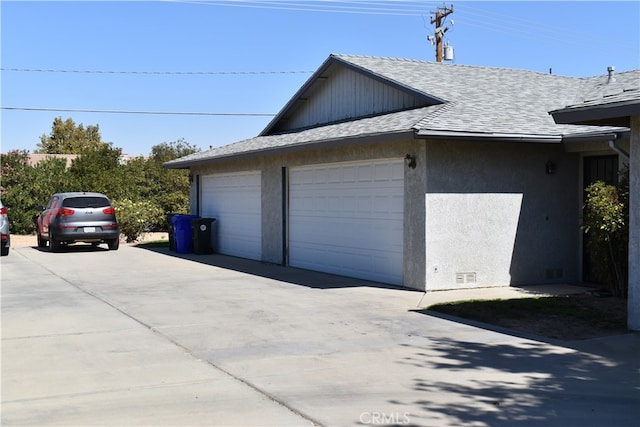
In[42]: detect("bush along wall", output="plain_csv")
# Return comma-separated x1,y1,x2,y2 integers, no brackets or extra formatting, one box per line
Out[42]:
583,167,629,298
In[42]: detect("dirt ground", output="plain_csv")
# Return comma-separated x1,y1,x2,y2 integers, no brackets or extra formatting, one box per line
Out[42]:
428,294,628,340
9,232,168,248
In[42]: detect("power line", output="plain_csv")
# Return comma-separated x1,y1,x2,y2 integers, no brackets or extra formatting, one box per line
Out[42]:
1,68,314,75
1,106,276,117
168,0,437,16
175,0,637,52
454,3,638,51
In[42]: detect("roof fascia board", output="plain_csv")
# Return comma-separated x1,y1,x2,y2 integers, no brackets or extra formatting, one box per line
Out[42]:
414,129,563,143
550,102,640,125
164,129,415,169
561,130,627,142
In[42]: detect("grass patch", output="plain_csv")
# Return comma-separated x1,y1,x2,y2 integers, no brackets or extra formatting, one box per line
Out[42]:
426,295,627,340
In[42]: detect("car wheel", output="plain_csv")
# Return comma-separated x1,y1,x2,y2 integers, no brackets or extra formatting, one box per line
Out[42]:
37,232,47,248
1,245,8,256
108,238,119,251
50,235,61,253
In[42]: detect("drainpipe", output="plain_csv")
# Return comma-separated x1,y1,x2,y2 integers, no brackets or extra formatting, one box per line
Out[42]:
609,134,630,160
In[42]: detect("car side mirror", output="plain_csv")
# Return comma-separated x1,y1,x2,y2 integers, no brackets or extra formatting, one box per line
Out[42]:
35,206,44,212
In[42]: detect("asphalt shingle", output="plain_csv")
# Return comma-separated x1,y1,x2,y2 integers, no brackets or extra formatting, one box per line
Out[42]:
166,54,636,168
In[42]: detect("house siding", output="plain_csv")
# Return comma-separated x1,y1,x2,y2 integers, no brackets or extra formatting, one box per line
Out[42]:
281,67,424,132
424,140,581,290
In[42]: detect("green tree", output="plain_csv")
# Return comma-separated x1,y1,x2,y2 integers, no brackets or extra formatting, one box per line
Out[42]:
68,143,123,197
1,150,34,233
119,156,152,201
36,117,106,154
145,139,199,218
3,118,198,238
1,150,73,234
583,168,629,298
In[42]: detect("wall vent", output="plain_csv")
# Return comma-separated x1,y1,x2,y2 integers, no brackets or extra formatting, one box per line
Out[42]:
456,272,477,285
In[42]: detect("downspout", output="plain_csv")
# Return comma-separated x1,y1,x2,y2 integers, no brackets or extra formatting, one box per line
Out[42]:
609,134,630,160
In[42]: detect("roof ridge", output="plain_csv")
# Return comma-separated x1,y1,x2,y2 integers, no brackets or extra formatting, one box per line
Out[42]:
331,53,431,65
331,53,579,79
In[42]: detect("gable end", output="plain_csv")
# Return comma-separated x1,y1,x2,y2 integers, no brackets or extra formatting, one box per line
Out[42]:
262,55,444,135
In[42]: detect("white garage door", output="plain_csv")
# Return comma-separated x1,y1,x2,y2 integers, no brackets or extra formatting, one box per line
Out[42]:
289,159,404,284
201,172,261,260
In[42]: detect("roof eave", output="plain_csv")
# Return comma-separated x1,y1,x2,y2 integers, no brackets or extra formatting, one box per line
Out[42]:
550,101,640,127
414,129,563,143
164,129,416,169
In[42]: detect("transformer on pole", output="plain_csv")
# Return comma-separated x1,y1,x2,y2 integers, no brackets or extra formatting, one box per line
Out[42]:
428,4,454,62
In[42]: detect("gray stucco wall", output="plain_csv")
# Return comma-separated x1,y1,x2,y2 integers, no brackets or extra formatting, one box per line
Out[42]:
423,140,581,290
189,137,428,290
188,137,583,292
628,115,640,331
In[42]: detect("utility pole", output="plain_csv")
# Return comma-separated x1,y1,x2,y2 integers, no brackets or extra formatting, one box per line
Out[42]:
430,4,454,62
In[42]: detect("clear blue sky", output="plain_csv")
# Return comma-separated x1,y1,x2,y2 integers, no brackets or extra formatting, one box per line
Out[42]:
2,1,639,156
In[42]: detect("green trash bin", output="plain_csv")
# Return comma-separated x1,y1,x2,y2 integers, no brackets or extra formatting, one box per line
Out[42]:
191,218,215,254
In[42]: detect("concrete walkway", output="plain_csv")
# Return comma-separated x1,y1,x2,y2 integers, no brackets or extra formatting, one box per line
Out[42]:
2,244,639,426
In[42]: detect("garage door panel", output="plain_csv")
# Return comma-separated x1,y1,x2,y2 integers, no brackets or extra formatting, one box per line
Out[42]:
201,172,261,260
292,242,401,281
289,159,403,285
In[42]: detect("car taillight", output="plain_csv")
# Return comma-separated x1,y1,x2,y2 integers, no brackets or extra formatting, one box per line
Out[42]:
0,207,6,215
103,207,116,215
57,208,75,216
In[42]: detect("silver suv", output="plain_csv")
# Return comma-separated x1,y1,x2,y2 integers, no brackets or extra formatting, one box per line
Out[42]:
0,199,10,256
36,192,119,252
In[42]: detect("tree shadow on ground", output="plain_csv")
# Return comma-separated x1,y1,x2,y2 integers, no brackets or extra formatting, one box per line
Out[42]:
390,335,640,426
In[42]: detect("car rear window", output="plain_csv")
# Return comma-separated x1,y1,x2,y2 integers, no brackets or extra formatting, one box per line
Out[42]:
62,197,111,209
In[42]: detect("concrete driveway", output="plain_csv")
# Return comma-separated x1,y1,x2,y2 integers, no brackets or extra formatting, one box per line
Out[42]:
2,244,639,426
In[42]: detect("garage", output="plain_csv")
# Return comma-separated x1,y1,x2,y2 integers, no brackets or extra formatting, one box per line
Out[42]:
201,171,262,260
289,159,404,284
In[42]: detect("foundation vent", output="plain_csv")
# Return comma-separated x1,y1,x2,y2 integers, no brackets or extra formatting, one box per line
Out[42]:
456,272,477,285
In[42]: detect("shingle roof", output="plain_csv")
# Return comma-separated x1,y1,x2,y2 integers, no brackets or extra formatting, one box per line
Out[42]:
335,54,630,136
166,54,633,168
549,69,640,125
573,69,640,107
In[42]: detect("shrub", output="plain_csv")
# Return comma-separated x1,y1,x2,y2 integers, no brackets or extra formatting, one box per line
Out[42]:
113,199,164,243
583,168,629,298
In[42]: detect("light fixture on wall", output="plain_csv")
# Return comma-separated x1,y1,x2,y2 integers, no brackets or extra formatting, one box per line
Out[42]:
405,154,416,169
188,173,194,183
545,160,556,175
